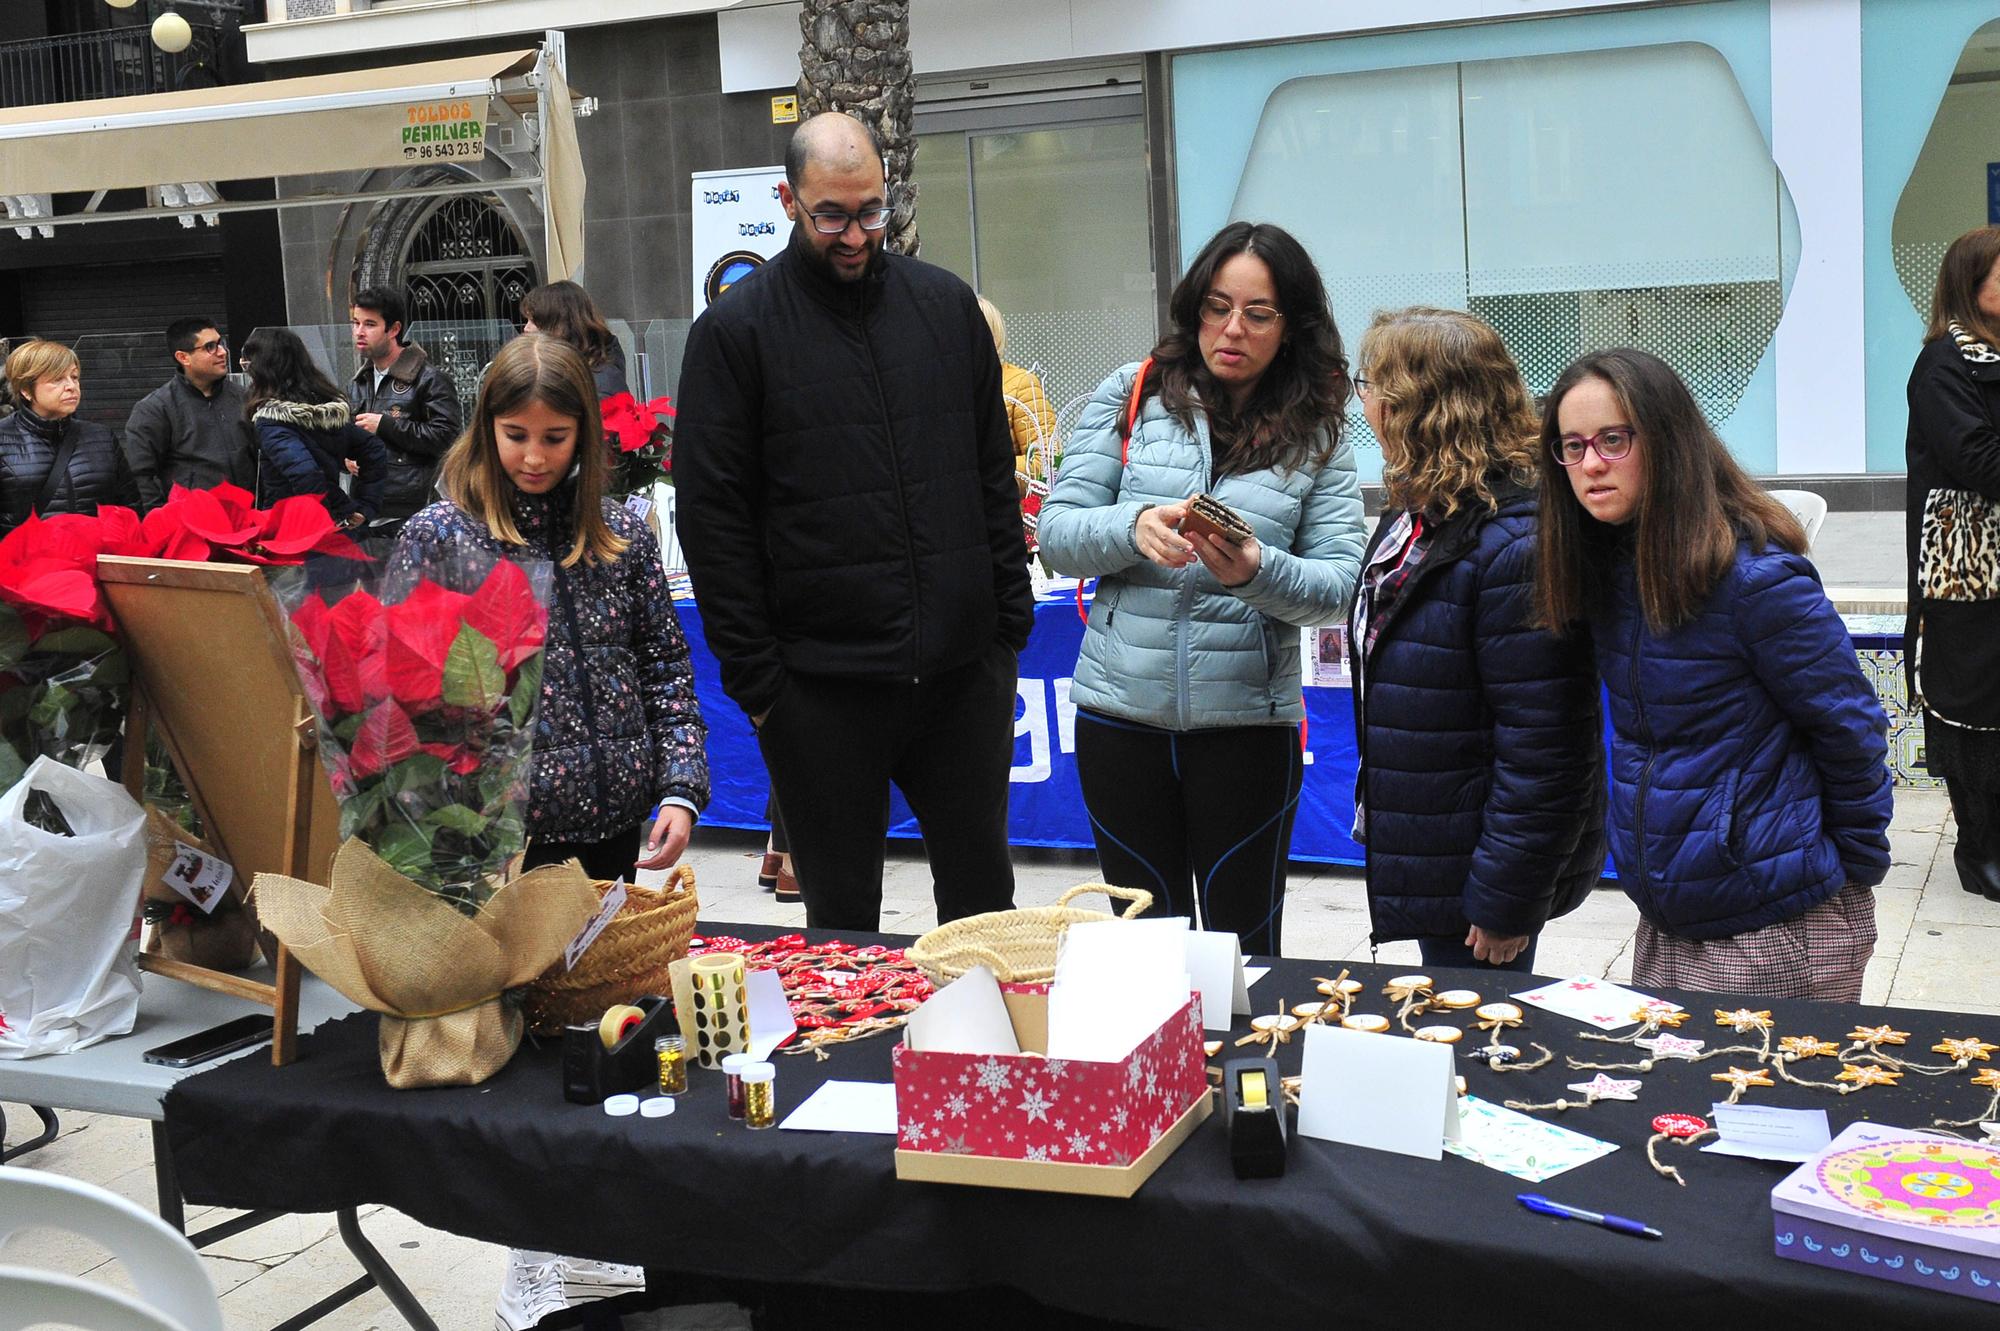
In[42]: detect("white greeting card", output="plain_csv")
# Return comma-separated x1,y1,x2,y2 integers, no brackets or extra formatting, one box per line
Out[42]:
745,967,797,1060
1445,1096,1619,1181
1511,976,1681,1031
778,1081,898,1134
1046,917,1191,1062
1296,1023,1460,1160
1184,929,1253,1033
905,964,1021,1056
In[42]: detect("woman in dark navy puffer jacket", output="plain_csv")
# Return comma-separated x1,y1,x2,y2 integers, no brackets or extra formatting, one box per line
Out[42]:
1536,348,1890,1000
0,339,138,534
1349,310,1604,973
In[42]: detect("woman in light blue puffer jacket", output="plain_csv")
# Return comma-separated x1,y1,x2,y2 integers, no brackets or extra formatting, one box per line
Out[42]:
1039,222,1364,956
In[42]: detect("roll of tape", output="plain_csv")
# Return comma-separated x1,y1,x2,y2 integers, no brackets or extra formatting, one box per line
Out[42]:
599,1004,646,1049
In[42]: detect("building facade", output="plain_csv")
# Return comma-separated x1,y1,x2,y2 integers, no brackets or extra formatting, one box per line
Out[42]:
246,0,1986,486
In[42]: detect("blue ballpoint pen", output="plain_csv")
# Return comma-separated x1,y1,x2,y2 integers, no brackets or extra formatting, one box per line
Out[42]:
1518,1193,1663,1239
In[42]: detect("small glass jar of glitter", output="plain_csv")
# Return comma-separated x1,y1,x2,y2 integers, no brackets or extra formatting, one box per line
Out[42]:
721,1053,753,1119
653,1035,688,1096
742,1061,777,1129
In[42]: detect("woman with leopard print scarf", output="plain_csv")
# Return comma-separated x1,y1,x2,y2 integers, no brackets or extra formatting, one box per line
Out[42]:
1906,226,2000,903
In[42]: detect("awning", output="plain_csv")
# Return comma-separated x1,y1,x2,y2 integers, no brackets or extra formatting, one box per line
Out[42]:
0,46,586,278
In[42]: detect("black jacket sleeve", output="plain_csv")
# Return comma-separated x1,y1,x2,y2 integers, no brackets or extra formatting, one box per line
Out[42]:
342,423,389,520
966,296,1034,653
1912,356,2000,500
121,390,171,510
673,311,785,720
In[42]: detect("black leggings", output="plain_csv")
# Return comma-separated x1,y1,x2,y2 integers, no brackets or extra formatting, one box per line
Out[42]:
524,827,642,882
1074,709,1304,957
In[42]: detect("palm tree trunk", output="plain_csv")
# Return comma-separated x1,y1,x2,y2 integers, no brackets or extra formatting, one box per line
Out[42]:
796,0,919,257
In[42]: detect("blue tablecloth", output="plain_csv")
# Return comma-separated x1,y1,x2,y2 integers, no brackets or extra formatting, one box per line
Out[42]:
677,595,1367,866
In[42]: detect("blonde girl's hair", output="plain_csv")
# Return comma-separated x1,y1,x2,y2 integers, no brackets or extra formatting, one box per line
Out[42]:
1359,307,1540,518
976,295,1007,357
6,339,78,407
438,333,628,568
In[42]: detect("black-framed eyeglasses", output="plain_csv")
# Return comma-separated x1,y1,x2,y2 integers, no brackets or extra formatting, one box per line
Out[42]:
805,205,891,235
1553,427,1638,467
1198,295,1283,332
192,336,227,355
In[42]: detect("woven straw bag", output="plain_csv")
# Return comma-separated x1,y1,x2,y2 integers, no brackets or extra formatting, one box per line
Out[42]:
521,865,699,1035
907,884,1153,985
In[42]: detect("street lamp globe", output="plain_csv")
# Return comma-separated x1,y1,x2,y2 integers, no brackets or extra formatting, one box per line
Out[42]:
151,12,194,53
103,0,140,8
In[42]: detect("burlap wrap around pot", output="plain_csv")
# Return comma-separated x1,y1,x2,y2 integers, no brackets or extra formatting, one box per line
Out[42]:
252,838,600,1088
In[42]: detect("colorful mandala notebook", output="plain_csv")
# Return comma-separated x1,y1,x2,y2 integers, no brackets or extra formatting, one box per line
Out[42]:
1771,1122,2000,1303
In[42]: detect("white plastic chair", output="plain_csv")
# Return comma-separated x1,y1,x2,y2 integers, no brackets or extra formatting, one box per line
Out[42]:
0,1268,189,1331
0,1166,223,1331
1769,488,1828,548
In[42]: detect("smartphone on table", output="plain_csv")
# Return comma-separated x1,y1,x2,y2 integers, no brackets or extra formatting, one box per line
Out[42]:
142,1015,273,1068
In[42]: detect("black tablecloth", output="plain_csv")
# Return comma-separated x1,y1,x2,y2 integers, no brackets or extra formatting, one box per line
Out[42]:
165,924,1994,1330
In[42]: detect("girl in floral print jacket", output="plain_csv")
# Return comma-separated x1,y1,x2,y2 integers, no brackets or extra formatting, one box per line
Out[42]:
390,334,708,879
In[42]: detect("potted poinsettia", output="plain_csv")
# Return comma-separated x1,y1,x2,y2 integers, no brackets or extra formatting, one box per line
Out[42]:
599,391,675,497
281,555,551,913
266,553,602,1088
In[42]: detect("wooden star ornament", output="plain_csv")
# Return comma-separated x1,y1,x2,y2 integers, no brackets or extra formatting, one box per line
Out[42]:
1635,1004,1689,1028
1711,1066,1774,1091
1779,1036,1841,1061
1971,1068,2000,1091
1934,1037,1998,1063
1835,1064,1903,1089
1715,1008,1774,1032
1846,1025,1910,1047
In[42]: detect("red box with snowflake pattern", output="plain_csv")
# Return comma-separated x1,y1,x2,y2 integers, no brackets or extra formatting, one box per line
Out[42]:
890,985,1212,1198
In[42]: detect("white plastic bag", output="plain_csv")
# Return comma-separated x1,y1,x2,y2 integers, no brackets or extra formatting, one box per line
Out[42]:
0,756,147,1058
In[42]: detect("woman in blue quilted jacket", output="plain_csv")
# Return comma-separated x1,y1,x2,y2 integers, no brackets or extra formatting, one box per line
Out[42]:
1039,222,1365,956
1350,309,1604,974
1535,348,1891,999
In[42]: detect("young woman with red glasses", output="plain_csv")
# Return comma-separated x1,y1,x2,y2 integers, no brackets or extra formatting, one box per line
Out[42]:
1533,348,1891,999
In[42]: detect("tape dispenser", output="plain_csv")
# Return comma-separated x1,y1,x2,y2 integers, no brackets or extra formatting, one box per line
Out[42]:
1222,1056,1289,1179
563,996,676,1104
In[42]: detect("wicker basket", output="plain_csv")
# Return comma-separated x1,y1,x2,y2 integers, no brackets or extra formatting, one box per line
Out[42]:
520,865,699,1035
907,884,1153,986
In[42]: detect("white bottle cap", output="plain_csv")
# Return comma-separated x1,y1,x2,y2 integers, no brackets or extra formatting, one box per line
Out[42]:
640,1096,676,1118
604,1093,640,1117
721,1053,755,1075
742,1061,776,1084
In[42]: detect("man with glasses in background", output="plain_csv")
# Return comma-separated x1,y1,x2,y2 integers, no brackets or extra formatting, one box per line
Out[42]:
676,111,1032,933
121,316,257,510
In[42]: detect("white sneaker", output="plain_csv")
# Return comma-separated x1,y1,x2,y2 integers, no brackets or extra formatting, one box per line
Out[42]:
561,1254,647,1300
494,1249,570,1331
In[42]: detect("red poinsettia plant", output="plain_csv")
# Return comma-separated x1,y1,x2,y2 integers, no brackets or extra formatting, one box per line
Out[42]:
281,556,551,913
0,489,366,791
599,391,675,496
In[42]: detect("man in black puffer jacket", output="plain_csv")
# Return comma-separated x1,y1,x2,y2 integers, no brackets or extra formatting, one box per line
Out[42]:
676,112,1032,931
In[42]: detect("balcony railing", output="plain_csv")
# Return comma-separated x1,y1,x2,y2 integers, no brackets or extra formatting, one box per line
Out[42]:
0,24,227,110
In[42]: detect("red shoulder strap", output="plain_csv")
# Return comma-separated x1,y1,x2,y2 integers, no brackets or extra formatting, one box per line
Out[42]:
1079,358,1156,623
1117,356,1153,466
